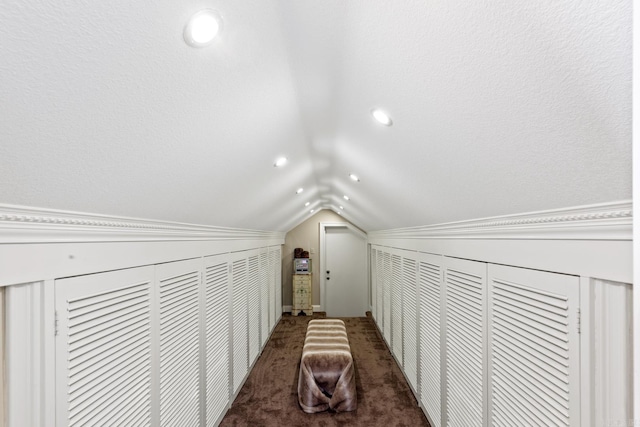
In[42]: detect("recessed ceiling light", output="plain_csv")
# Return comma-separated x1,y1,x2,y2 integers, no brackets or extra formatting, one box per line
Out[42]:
296,188,304,194
184,10,222,48
336,211,342,215
372,109,392,126
343,195,350,201
349,173,360,182
310,209,315,213
274,157,288,167
305,202,310,207
339,206,344,210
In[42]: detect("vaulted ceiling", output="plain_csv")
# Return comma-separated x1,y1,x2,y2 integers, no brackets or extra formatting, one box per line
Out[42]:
0,0,631,232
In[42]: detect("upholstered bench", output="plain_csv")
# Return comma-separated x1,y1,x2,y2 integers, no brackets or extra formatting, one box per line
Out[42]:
297,319,357,413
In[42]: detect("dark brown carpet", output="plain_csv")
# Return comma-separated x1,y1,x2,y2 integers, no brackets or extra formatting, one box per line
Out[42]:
220,313,431,427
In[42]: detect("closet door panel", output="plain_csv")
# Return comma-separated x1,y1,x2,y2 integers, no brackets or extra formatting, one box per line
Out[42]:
231,257,249,394
375,249,383,331
157,258,202,427
391,254,403,365
247,254,260,366
203,254,231,426
417,253,444,427
273,246,282,320
372,247,384,332
488,264,580,427
370,248,378,323
444,257,487,427
268,248,276,332
382,251,392,344
259,251,269,346
55,266,154,427
402,256,418,391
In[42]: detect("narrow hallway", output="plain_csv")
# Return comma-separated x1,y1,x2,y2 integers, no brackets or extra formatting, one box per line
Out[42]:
220,313,430,426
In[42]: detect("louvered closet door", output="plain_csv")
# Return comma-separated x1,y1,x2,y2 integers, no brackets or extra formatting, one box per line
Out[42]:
268,247,276,332
247,254,261,366
402,256,418,392
273,246,282,320
370,248,378,322
375,248,383,331
157,258,202,427
382,251,392,344
203,254,231,427
417,253,444,427
444,257,487,427
391,254,403,365
231,257,249,394
488,264,580,426
55,266,154,427
259,251,270,346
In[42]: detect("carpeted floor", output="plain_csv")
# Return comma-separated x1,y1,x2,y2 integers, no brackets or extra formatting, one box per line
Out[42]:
219,313,431,426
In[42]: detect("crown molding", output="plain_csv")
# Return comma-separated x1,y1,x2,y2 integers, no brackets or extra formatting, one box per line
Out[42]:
0,201,631,244
0,204,286,243
368,201,632,241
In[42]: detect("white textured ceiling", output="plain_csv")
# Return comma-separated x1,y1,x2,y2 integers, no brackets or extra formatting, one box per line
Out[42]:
0,0,631,232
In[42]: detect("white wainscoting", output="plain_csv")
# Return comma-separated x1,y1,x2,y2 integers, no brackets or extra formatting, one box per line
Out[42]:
368,201,633,427
0,201,632,427
0,205,285,427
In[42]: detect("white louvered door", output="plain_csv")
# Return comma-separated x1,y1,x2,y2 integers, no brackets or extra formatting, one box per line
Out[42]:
391,254,403,365
55,266,155,427
382,251,392,344
273,246,282,320
157,258,202,427
375,248,383,330
417,253,444,427
203,254,231,426
247,254,260,366
402,255,418,392
259,250,270,346
488,264,580,426
370,248,378,322
444,257,487,427
268,247,276,332
231,257,249,394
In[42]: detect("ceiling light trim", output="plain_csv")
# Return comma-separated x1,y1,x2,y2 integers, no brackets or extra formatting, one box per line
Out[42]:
274,157,288,167
184,9,223,48
371,109,393,126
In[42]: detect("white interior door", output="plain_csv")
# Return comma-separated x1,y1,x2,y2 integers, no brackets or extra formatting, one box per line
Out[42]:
324,226,367,317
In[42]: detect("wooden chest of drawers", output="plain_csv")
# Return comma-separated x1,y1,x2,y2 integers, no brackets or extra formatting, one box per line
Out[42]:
292,274,312,316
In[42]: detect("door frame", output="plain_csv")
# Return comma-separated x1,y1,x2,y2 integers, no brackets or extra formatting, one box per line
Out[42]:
319,222,368,312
